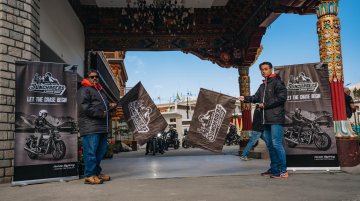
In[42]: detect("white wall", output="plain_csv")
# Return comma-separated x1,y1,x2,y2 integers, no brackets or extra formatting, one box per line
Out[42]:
40,0,85,76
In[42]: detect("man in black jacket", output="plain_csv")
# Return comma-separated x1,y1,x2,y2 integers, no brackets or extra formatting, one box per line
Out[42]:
77,70,117,184
240,61,288,179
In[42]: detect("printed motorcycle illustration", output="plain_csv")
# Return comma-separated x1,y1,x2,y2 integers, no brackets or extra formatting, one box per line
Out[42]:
24,126,66,160
284,120,331,151
284,108,332,151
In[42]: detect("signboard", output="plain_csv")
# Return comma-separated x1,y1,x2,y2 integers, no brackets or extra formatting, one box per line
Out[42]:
276,63,339,168
13,61,78,185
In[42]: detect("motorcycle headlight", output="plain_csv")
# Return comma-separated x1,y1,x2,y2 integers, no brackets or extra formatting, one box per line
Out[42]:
157,133,162,137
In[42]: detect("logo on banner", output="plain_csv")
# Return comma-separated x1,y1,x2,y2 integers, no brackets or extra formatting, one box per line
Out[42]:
287,72,319,92
197,104,226,142
128,100,152,133
28,72,66,95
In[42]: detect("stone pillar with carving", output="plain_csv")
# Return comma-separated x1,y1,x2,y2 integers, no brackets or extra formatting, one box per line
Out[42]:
316,0,359,166
238,68,252,135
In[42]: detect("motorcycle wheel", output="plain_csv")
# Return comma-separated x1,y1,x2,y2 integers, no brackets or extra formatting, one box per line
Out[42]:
174,141,180,149
27,151,38,159
182,141,189,149
314,133,331,151
152,140,157,155
234,136,240,145
52,140,66,160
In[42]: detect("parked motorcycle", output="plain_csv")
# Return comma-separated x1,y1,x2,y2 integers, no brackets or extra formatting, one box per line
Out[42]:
225,131,240,146
284,121,332,151
145,133,165,155
182,134,191,149
24,126,66,160
164,132,180,150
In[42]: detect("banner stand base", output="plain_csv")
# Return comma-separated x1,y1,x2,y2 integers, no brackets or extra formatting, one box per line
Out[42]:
288,167,341,172
12,176,79,186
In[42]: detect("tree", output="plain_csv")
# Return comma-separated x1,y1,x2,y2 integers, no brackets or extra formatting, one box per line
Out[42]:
354,87,360,99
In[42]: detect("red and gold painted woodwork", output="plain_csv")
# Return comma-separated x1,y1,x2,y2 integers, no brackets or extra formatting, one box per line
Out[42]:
316,0,355,138
238,68,252,131
231,115,243,134
104,51,128,120
70,0,318,69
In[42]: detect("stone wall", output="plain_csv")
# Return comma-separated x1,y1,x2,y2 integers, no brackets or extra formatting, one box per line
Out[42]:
0,0,40,183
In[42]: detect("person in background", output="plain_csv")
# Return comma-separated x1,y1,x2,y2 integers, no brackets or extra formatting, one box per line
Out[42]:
239,61,288,179
77,70,117,185
240,105,264,161
344,87,359,119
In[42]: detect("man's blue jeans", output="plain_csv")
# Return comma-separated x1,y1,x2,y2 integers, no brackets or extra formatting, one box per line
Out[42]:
263,124,287,174
241,131,263,157
82,133,108,177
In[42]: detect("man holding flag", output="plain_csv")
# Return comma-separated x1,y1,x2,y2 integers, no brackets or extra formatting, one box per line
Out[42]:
77,70,117,184
239,61,288,179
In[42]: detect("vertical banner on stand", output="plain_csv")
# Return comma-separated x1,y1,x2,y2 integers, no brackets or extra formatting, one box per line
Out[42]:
276,63,339,168
188,88,236,152
13,61,79,185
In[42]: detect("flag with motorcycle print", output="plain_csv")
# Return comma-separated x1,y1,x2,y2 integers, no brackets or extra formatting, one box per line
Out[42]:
120,82,168,146
276,63,338,168
188,88,236,152
14,61,78,185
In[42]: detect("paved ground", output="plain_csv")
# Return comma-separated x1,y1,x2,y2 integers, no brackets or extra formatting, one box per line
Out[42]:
1,146,360,201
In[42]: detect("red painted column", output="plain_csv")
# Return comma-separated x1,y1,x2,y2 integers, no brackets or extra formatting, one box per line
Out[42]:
316,0,355,138
317,0,359,167
238,68,252,137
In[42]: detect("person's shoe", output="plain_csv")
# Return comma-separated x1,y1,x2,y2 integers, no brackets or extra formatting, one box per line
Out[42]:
84,176,103,184
240,156,249,161
260,169,273,177
145,152,149,155
270,171,289,179
98,174,111,181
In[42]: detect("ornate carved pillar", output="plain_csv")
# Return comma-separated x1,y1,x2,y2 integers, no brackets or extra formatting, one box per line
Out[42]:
238,68,252,131
316,0,354,138
317,0,360,167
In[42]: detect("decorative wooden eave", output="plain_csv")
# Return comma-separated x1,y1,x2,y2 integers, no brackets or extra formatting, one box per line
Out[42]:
68,0,317,69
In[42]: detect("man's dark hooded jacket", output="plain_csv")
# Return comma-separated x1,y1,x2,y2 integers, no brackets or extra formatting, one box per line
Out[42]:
244,74,287,124
77,79,109,136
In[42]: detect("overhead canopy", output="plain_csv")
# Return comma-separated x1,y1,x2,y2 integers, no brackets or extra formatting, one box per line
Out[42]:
69,0,317,68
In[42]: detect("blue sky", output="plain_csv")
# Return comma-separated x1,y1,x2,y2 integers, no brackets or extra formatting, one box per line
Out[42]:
124,0,359,103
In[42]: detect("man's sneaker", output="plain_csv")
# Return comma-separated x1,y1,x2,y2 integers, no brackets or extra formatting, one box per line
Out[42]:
260,169,273,177
270,171,289,179
84,176,103,184
240,156,249,161
98,174,111,181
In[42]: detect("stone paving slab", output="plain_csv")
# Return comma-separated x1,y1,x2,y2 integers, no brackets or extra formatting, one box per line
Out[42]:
1,146,360,201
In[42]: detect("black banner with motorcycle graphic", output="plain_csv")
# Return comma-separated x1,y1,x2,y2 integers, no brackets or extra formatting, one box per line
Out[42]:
13,61,78,185
276,63,339,168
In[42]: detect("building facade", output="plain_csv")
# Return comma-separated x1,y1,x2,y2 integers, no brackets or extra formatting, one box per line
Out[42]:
157,97,197,139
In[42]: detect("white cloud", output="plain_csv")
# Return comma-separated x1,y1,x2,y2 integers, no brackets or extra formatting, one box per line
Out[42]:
127,55,145,75
154,84,163,89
